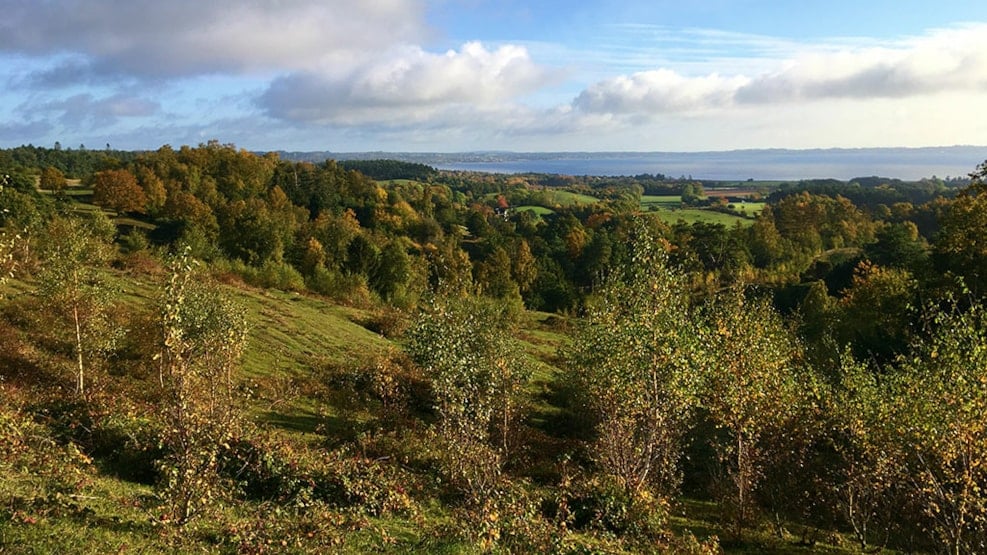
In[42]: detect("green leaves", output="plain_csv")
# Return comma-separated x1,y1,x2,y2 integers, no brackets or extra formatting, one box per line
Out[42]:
698,287,809,537
35,213,118,395
831,298,987,552
566,221,700,499
893,301,987,552
0,230,21,292
157,249,248,526
407,293,529,501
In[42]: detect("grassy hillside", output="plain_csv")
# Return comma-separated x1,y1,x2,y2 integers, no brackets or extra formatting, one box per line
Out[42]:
0,258,875,553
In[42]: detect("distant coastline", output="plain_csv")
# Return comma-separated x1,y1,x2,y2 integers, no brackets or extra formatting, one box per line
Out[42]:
274,145,987,181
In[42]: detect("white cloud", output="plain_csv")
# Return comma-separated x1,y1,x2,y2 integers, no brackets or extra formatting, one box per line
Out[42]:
2,4,986,152
261,42,553,125
0,0,427,79
574,69,749,114
573,23,987,118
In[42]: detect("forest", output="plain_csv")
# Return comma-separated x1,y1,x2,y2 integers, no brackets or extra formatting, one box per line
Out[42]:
1,141,986,553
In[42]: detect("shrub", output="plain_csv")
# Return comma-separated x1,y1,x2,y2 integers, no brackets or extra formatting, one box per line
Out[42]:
562,475,670,539
361,306,410,339
257,259,305,291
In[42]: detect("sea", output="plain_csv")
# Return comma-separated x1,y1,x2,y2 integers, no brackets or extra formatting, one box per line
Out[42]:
423,146,987,181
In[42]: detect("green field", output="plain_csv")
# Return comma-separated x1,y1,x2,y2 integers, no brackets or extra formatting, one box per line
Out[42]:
730,201,766,214
547,189,599,206
514,205,555,216
651,207,754,227
640,194,683,209
639,194,763,227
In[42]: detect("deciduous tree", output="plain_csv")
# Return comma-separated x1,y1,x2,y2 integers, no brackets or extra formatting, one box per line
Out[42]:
894,301,987,554
36,213,117,396
933,162,987,298
700,289,806,538
407,294,529,501
830,353,907,550
156,249,248,526
567,223,700,501
92,168,147,214
39,166,67,193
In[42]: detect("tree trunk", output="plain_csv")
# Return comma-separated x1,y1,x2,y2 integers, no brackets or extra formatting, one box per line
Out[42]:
736,434,746,540
73,302,85,396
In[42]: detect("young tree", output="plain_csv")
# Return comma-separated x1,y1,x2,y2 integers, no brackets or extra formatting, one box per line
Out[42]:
406,294,529,502
830,353,907,550
567,223,701,501
36,214,117,396
0,230,21,295
39,166,67,193
894,301,987,554
156,249,248,526
700,289,806,538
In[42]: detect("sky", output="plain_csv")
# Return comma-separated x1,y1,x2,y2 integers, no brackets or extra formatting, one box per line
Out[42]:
1,0,987,153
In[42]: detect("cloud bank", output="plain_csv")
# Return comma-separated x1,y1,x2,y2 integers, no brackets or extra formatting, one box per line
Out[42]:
574,24,987,119
0,1,986,151
0,0,427,79
261,42,553,125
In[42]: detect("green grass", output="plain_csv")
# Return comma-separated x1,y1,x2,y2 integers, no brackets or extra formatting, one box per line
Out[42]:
640,194,762,227
514,205,555,216
546,190,599,206
235,288,390,376
640,194,683,209
730,201,766,214
650,208,755,227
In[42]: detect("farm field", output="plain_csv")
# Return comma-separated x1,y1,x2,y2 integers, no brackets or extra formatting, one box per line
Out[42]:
546,189,599,206
651,207,755,227
640,194,761,226
640,194,682,209
514,204,555,216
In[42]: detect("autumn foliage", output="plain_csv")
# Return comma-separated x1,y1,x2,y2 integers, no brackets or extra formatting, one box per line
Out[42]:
92,168,147,214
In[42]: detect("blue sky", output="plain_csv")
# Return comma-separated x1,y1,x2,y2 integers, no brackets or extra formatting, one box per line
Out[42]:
1,0,986,152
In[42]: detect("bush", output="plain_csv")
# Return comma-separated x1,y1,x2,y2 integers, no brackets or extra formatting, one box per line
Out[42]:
220,433,318,504
316,353,433,428
316,450,418,517
0,393,95,496
220,433,418,517
448,487,561,553
222,501,345,553
361,306,410,339
306,266,374,306
256,260,306,291
559,475,670,540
